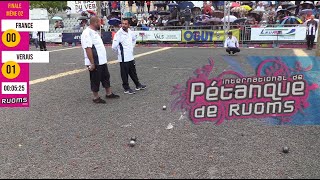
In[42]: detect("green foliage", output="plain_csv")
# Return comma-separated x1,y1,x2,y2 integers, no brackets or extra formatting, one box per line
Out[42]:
30,1,67,16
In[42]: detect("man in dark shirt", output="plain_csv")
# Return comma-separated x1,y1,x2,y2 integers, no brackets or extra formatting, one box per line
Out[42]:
184,6,192,28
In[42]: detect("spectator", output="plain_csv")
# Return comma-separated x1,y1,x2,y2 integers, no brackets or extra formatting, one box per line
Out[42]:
108,1,112,14
140,1,145,13
32,31,38,49
146,17,152,26
37,31,47,51
131,17,138,26
184,6,192,28
54,21,59,30
135,1,141,14
66,8,71,19
146,1,151,13
140,17,147,25
164,1,170,11
128,1,134,12
171,6,179,19
59,20,64,28
149,24,156,30
101,3,107,18
256,2,265,11
112,1,117,10
117,1,120,10
162,16,169,26
306,15,318,50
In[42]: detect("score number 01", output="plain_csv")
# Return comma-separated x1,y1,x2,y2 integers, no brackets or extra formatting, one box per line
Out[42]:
1,61,21,80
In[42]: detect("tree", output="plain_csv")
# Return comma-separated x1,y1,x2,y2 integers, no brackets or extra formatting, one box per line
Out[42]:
30,1,67,17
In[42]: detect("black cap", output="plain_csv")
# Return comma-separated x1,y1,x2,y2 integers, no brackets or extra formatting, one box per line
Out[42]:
228,31,232,35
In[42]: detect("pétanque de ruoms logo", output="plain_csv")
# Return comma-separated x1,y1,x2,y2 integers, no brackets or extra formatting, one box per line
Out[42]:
171,57,319,125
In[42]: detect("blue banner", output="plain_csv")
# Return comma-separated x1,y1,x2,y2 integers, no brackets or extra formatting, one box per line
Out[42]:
62,32,81,43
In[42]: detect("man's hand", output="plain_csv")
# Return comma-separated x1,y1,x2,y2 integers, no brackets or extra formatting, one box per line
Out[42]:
88,64,96,71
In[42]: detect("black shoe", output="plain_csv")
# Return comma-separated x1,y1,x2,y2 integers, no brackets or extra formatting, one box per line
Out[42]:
93,97,106,104
106,93,120,99
232,51,235,54
124,89,135,94
228,51,231,54
135,84,147,91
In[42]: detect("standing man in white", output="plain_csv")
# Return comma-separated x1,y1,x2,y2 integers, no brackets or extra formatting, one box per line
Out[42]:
32,31,38,49
81,16,120,103
224,31,240,55
112,19,147,95
306,15,318,50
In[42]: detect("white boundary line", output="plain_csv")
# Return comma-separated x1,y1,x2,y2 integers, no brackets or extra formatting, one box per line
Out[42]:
30,47,172,85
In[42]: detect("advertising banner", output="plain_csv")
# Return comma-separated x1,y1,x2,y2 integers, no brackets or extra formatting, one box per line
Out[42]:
67,1,97,14
171,56,320,125
135,31,181,42
181,29,240,42
251,27,307,41
45,33,62,43
62,32,82,43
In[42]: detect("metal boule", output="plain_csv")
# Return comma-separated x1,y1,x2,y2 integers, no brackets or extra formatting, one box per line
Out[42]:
282,147,289,153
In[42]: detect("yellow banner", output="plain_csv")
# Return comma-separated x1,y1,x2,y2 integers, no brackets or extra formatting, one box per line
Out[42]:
181,29,240,42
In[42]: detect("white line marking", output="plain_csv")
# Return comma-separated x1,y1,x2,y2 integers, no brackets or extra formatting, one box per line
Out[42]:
293,49,309,56
30,47,172,85
49,46,81,52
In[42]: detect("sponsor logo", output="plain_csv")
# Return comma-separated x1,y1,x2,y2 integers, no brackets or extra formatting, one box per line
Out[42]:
74,35,81,40
154,33,165,40
1,97,28,104
260,29,296,36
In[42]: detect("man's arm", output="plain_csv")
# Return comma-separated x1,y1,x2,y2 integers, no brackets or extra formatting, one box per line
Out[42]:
85,48,95,65
81,33,95,71
112,33,120,52
224,38,228,48
235,37,239,48
132,32,137,47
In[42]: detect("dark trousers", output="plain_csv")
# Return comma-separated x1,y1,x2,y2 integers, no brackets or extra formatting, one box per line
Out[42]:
89,64,111,92
306,35,315,49
147,5,150,13
226,47,240,54
39,41,47,51
120,60,141,90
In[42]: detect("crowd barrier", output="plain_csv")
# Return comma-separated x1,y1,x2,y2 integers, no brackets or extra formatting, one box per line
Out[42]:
35,24,317,44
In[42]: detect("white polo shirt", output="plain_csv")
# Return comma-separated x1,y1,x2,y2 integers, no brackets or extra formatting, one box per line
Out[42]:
81,27,107,65
112,28,137,63
224,36,239,48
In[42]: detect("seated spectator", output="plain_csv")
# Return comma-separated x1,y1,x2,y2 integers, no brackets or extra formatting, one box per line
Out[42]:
131,17,138,26
140,18,147,25
162,16,169,26
149,24,156,30
256,2,265,11
59,20,64,28
146,17,152,26
54,21,59,30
